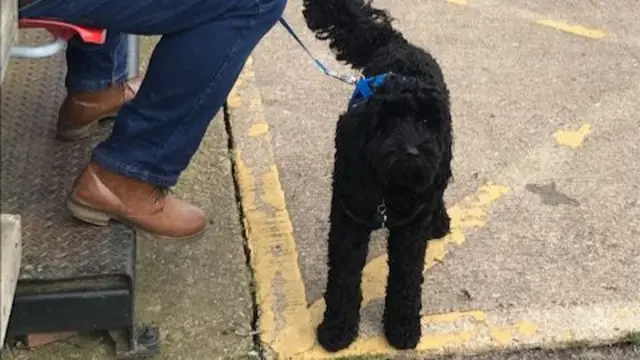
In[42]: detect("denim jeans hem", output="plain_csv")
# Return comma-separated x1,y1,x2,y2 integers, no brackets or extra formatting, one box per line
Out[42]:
66,72,129,92
91,150,178,187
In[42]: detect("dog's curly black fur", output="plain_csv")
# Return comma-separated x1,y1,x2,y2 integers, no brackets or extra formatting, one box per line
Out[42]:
302,0,454,352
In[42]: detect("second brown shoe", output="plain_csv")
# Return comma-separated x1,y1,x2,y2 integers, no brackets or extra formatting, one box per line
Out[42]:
67,162,207,241
57,77,143,141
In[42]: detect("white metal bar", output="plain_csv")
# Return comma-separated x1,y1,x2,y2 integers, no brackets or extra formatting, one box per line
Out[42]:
126,34,139,78
10,37,67,58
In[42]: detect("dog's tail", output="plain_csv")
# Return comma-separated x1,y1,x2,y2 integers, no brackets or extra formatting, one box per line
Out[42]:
302,0,403,69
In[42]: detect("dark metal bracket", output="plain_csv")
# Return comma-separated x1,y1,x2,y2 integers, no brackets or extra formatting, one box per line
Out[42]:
109,326,161,359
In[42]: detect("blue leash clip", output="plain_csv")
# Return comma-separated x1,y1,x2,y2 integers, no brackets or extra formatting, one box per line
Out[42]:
348,73,388,107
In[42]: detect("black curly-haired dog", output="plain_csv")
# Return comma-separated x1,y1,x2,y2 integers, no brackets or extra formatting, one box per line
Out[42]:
302,0,453,352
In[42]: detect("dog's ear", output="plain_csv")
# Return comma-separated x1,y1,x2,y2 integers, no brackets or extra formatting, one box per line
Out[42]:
414,81,450,129
369,74,419,113
364,75,450,129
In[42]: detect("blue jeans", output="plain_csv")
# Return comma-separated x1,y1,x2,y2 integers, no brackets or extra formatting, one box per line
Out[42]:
19,0,286,187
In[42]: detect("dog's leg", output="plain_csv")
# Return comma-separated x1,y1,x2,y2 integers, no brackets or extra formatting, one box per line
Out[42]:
317,197,372,352
383,222,430,349
430,196,451,239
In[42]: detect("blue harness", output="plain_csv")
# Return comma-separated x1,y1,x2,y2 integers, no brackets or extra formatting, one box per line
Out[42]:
348,73,389,107
279,18,388,107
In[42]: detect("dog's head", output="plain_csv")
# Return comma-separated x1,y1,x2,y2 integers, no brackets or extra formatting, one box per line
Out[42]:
338,73,452,192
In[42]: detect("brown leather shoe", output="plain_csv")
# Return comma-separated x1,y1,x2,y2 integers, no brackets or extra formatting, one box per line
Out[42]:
57,77,143,141
66,162,207,241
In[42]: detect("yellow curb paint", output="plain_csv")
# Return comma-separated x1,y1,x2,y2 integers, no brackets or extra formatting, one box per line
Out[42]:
419,331,475,351
228,57,314,356
447,0,468,6
564,330,575,342
536,19,606,39
517,321,537,336
305,184,510,356
248,123,269,137
490,321,537,346
552,123,592,148
424,310,487,324
298,311,538,359
227,75,244,108
490,327,514,345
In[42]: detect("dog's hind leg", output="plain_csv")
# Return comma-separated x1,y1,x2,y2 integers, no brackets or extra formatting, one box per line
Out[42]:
383,222,430,349
317,196,372,352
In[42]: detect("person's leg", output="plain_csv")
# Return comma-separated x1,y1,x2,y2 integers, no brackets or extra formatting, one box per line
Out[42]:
64,32,128,93
57,33,142,140
19,0,287,239
19,2,140,140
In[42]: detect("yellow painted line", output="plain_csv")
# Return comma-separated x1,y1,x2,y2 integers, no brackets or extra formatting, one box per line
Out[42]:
447,0,468,6
248,122,269,137
227,57,315,357
536,19,606,39
299,310,539,359
552,123,592,148
300,302,640,359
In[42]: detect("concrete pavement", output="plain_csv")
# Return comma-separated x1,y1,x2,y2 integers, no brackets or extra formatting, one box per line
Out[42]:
454,344,640,360
3,0,639,359
230,0,640,358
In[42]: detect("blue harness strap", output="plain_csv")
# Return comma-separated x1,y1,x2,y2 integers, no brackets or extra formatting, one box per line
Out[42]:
348,73,389,107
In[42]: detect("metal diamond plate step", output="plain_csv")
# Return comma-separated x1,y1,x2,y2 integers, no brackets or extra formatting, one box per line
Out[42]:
0,29,134,283
0,30,162,359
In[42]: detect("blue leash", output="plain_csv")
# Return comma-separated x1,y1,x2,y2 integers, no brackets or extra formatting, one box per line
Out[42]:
278,18,360,85
279,17,388,106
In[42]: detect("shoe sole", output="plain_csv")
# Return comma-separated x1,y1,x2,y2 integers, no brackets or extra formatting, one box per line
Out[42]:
56,113,117,141
66,196,207,243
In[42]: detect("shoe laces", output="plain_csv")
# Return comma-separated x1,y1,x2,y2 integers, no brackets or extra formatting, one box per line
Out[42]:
152,186,171,204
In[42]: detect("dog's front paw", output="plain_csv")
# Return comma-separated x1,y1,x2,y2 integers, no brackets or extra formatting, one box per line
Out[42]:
317,317,359,352
383,314,421,350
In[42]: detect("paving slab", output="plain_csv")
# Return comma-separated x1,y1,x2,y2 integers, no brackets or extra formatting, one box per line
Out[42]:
2,36,255,360
228,0,640,358
451,343,640,360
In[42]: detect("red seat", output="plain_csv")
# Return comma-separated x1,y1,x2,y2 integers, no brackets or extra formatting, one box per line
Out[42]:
18,19,106,45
